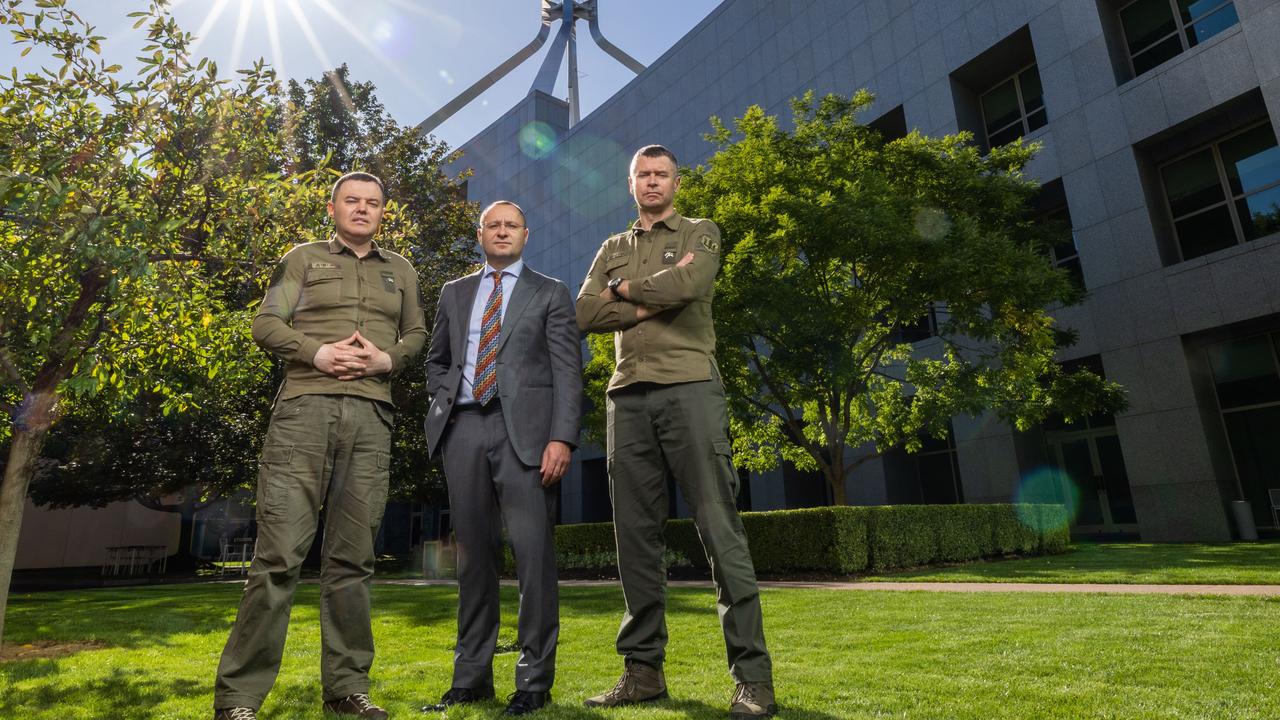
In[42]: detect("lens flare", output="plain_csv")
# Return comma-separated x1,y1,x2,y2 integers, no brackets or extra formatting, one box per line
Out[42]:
914,206,951,241
548,132,628,220
518,121,558,160
1014,465,1078,533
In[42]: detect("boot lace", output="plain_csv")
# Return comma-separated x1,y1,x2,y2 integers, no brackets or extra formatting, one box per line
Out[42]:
606,670,634,700
734,683,762,706
224,709,256,720
349,694,378,711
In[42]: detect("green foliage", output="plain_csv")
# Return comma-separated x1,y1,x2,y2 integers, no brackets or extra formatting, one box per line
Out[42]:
580,332,615,449
675,91,1126,503
0,0,305,434
551,504,1066,576
0,5,476,510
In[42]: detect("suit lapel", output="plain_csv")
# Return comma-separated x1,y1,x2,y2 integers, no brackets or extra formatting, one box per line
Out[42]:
453,270,483,353
497,270,543,353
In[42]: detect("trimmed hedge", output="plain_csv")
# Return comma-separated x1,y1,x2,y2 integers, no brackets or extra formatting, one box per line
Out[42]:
549,503,1068,575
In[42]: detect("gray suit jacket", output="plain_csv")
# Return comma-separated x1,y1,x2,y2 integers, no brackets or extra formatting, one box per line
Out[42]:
424,265,583,466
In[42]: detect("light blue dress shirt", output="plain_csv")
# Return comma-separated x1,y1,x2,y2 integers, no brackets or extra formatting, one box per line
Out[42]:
457,259,523,405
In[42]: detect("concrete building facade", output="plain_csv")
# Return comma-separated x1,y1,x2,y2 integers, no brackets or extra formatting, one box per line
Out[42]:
447,0,1280,541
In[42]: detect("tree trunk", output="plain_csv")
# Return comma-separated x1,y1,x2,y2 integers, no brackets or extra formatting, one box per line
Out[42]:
0,421,50,647
828,471,848,505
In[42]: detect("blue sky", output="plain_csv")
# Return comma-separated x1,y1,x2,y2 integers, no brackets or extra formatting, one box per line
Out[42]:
0,0,721,149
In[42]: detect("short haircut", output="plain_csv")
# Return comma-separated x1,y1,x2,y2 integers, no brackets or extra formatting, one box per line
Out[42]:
478,200,527,226
331,171,387,203
630,144,679,175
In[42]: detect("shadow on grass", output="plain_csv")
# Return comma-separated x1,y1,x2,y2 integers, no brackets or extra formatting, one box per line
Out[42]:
4,583,244,648
0,667,202,717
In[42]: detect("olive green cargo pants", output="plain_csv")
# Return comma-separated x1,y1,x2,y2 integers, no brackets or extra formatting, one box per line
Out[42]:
214,393,392,710
606,373,772,684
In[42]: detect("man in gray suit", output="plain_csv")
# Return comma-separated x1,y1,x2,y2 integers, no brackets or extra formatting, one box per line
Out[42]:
422,200,582,716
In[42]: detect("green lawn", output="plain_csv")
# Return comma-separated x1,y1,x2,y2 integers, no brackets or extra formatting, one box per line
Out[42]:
1,581,1277,719
864,541,1280,585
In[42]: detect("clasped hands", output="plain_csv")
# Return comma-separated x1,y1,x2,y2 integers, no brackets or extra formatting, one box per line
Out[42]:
314,331,392,380
599,252,693,320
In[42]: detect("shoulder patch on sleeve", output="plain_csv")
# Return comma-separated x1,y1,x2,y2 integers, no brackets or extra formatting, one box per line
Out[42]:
698,235,720,254
268,261,287,288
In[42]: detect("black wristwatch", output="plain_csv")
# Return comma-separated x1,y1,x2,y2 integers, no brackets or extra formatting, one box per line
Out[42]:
607,275,625,300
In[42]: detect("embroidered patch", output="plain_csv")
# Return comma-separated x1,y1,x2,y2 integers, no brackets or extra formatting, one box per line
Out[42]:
380,270,397,293
699,236,720,253
310,261,339,269
662,248,678,263
268,262,287,288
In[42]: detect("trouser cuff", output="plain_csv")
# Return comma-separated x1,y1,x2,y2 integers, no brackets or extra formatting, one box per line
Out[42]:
323,680,371,702
213,694,263,711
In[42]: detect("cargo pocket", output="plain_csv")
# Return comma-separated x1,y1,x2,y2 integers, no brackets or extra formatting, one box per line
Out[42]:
712,439,740,503
369,451,390,527
256,444,294,519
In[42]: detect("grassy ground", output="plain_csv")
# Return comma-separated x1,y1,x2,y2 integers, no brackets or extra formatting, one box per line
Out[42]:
1,581,1277,719
865,541,1280,585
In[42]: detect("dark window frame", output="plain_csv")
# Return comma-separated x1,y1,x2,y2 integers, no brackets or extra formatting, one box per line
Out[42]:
1157,120,1280,262
1038,202,1084,290
978,61,1047,149
1117,0,1238,77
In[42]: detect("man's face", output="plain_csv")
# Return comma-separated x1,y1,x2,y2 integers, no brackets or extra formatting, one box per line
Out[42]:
327,180,385,241
477,203,529,268
629,154,680,214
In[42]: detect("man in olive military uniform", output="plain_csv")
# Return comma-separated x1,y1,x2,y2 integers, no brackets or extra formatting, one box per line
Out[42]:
213,172,426,720
576,146,776,719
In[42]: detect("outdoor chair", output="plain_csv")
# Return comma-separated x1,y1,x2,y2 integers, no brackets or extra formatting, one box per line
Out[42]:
218,536,255,575
1270,488,1280,528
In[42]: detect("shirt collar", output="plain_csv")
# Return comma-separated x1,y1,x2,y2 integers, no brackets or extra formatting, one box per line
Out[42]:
483,258,524,278
631,211,683,233
327,235,387,260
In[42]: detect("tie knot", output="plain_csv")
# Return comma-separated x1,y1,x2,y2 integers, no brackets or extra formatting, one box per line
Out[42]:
491,270,503,282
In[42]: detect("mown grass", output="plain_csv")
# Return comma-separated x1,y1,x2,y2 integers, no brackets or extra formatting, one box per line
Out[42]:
1,580,1277,719
864,541,1280,584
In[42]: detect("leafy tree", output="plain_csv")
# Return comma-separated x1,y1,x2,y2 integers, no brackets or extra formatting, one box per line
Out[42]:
0,0,338,642
668,91,1124,505
20,64,479,549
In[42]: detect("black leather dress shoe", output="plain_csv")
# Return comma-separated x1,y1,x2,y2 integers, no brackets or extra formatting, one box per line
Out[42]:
503,690,551,716
421,686,495,712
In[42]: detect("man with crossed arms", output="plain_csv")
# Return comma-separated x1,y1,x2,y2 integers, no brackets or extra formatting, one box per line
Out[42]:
576,145,776,719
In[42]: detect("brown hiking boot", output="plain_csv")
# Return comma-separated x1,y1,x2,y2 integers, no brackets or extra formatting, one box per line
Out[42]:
582,661,668,708
323,693,389,719
213,709,257,720
730,682,777,718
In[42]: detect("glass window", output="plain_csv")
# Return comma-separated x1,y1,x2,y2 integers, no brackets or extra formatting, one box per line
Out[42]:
1207,335,1280,409
1238,187,1280,241
981,80,1022,137
1220,124,1280,196
979,64,1048,148
1174,205,1239,259
1121,0,1178,55
1119,0,1238,77
1161,122,1280,261
1040,204,1084,289
1210,331,1280,528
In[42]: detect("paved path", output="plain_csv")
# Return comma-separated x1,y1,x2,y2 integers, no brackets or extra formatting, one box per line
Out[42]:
384,578,1280,596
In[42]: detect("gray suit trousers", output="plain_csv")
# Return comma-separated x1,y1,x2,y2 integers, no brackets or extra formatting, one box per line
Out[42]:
442,403,559,692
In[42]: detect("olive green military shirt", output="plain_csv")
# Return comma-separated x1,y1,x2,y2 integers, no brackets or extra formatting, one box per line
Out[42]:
576,212,722,393
253,237,427,405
